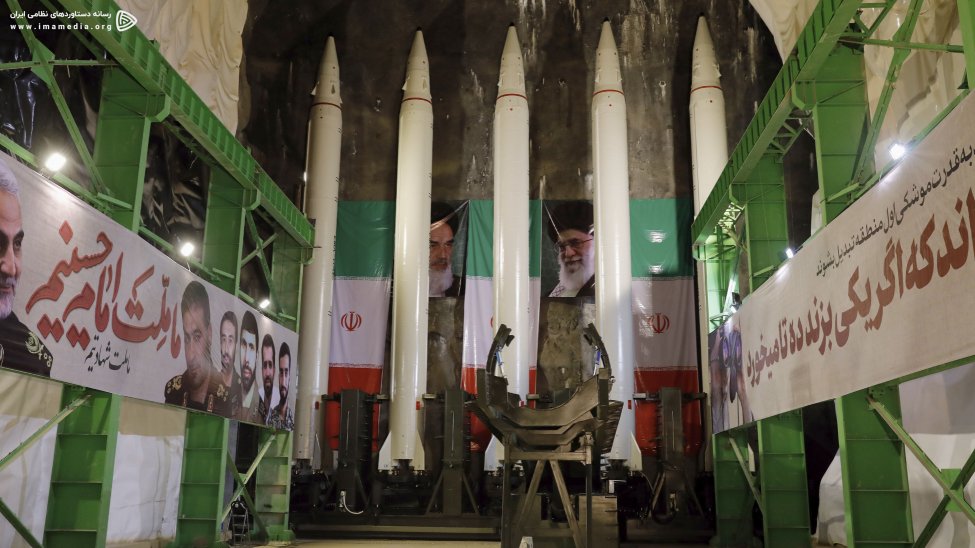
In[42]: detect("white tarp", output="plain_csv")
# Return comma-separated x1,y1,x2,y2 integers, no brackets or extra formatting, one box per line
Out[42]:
0,370,60,548
106,398,184,545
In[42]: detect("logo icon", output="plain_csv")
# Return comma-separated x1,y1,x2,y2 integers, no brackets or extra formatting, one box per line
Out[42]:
116,10,137,32
341,311,363,332
645,312,670,334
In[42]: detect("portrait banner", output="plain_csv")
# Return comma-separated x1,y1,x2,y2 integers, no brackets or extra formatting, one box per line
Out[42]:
712,92,975,433
0,152,297,429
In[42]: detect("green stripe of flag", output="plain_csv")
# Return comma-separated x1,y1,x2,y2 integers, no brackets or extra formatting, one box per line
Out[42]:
529,200,541,278
465,200,543,278
335,201,395,278
465,200,493,278
630,198,693,278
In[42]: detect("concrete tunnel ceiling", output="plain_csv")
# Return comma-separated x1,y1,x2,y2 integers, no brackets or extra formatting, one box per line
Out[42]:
237,0,785,205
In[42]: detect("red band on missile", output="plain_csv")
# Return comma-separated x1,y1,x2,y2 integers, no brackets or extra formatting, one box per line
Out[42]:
496,92,528,102
311,101,342,110
592,88,624,98
690,85,722,93
402,96,433,105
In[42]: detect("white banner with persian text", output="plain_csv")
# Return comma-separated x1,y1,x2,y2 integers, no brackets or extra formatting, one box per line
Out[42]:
714,93,975,432
0,152,297,429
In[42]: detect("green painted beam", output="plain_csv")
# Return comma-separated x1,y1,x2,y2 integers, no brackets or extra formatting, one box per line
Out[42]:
53,0,314,248
961,0,975,90
808,45,871,225
836,387,913,546
852,0,925,185
867,397,975,524
0,392,90,474
44,386,121,548
712,429,755,546
221,433,278,523
692,0,866,246
757,410,810,547
914,446,975,546
93,67,169,231
254,430,295,541
203,168,252,294
270,231,305,331
0,496,42,548
173,412,229,547
735,155,788,291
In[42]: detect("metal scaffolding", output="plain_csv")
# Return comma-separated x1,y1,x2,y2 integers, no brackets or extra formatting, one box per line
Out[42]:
700,1,975,546
0,0,308,545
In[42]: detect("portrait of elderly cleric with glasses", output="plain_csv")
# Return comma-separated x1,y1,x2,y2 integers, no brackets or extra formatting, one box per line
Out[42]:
429,202,464,298
546,201,595,298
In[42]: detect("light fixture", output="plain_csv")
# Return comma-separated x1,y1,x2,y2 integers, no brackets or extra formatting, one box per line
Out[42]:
785,247,795,259
258,298,271,309
889,142,907,160
179,241,196,257
44,152,67,172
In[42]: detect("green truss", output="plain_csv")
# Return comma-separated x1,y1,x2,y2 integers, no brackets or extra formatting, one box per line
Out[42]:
0,0,308,545
706,0,975,545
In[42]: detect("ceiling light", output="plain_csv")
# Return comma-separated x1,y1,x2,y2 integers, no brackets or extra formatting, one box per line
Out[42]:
178,241,195,257
785,247,794,259
889,142,907,160
258,298,271,309
44,152,67,172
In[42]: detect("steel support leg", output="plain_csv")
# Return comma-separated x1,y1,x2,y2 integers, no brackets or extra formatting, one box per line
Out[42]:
712,428,755,547
254,429,295,541
836,386,913,546
173,412,229,547
44,386,121,547
757,410,810,546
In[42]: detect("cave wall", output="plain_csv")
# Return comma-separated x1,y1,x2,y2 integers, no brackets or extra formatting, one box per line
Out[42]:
239,0,781,203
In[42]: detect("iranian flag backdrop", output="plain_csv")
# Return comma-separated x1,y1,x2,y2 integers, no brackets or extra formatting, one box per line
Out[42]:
325,201,393,450
630,198,701,456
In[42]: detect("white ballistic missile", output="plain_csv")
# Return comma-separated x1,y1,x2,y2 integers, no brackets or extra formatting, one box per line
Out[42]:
296,36,341,467
493,25,531,402
380,30,432,472
485,25,531,472
690,15,728,215
592,20,641,471
690,15,729,430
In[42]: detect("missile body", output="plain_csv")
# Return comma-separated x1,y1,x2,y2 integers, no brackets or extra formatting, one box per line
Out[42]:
690,16,729,422
592,21,640,470
379,30,432,471
483,25,532,472
493,26,531,402
295,37,342,466
690,16,728,215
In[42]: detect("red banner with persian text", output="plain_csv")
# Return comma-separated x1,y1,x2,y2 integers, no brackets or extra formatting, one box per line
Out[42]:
0,152,297,429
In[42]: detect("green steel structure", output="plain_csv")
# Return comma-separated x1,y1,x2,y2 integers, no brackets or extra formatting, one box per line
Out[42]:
0,0,308,545
702,0,975,546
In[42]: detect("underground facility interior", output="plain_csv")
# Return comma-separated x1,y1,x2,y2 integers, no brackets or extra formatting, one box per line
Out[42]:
1,0,975,546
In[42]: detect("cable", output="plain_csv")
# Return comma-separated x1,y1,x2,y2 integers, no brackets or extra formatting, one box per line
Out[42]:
338,490,365,515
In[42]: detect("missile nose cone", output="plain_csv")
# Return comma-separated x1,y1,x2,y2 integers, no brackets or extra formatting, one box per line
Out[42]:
692,16,721,90
404,30,431,99
498,25,526,97
594,20,622,92
315,36,341,104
